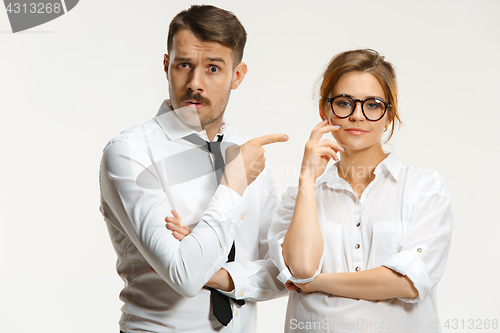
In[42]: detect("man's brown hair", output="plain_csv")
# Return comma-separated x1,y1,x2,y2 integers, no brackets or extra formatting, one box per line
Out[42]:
167,5,247,66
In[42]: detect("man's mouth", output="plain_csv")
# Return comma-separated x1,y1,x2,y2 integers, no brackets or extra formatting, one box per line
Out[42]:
184,100,206,110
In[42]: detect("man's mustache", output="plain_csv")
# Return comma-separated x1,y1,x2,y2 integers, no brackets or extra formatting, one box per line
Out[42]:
179,92,211,106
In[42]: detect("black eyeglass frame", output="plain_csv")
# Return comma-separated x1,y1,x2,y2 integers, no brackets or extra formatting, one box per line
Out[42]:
326,95,392,122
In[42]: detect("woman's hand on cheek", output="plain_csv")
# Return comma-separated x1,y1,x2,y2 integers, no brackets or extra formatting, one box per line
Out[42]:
300,120,343,181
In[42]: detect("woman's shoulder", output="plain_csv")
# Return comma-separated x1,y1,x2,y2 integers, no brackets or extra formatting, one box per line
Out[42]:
281,185,299,201
396,157,449,197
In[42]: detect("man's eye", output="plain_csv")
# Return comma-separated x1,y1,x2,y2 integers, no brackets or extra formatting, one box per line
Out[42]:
208,65,219,73
178,63,190,69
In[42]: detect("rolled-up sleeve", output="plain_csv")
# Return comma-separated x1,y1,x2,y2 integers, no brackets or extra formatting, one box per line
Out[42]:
219,167,287,301
268,186,323,285
101,139,249,297
222,259,287,301
383,170,453,303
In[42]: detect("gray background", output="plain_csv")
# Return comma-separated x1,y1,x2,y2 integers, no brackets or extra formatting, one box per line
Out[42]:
1,0,499,332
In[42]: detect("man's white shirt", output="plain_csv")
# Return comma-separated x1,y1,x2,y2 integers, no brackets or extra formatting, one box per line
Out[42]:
100,100,285,333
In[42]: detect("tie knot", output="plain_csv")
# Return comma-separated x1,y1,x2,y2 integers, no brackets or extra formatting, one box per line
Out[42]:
183,134,223,152
182,134,225,185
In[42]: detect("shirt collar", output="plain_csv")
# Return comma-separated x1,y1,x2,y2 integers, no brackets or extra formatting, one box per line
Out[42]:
154,99,228,142
318,152,403,189
374,153,403,181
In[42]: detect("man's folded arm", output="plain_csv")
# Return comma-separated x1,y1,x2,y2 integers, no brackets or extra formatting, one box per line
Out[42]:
100,140,248,297
220,259,287,301
219,167,288,301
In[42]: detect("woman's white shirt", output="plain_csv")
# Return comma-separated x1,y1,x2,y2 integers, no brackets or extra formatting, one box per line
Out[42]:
268,153,453,333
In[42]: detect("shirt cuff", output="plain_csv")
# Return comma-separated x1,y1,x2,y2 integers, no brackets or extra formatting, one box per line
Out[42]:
272,237,323,285
219,262,285,301
217,262,246,299
383,248,431,303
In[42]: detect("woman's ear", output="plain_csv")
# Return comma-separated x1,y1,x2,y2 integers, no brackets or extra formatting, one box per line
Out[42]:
385,113,393,128
319,104,327,121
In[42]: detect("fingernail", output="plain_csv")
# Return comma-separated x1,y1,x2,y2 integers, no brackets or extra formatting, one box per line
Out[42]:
283,135,289,141
334,125,341,128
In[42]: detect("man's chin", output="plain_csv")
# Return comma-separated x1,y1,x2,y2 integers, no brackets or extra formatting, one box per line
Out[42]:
173,106,203,130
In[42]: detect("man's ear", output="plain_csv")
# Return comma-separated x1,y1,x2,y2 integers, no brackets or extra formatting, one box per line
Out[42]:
231,62,248,90
163,54,169,79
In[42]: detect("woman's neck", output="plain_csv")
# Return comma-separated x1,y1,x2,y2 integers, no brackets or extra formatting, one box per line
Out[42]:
337,145,387,198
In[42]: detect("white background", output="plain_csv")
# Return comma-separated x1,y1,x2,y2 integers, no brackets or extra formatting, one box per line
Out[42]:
1,0,499,332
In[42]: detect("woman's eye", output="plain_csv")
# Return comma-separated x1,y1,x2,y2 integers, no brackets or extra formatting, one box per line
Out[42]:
337,101,352,108
366,102,383,109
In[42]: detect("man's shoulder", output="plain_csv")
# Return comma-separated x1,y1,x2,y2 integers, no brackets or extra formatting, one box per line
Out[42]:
104,117,163,150
223,126,252,145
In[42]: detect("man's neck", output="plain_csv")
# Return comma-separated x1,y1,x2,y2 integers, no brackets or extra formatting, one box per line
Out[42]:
205,128,219,142
203,119,224,141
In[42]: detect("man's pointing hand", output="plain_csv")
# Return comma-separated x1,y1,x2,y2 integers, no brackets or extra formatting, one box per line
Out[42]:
222,134,288,195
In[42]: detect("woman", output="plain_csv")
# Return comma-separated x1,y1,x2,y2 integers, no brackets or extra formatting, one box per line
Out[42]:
268,49,453,332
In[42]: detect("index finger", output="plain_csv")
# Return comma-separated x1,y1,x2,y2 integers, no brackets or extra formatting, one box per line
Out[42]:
171,209,181,221
310,121,340,141
253,134,289,146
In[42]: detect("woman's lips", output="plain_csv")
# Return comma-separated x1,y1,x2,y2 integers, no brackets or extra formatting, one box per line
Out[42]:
345,127,369,136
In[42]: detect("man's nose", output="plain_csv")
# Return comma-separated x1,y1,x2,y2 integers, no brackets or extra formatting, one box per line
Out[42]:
187,68,204,92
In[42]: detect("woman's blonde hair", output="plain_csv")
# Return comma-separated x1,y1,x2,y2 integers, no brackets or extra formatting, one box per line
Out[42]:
319,49,401,141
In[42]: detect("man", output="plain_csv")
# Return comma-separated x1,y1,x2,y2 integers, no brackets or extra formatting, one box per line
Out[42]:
99,5,287,333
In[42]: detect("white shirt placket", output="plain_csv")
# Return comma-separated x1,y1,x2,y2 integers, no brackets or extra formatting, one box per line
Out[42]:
352,197,363,273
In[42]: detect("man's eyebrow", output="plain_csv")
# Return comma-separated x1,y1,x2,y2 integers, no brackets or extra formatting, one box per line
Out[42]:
173,57,191,62
207,57,226,64
172,57,226,65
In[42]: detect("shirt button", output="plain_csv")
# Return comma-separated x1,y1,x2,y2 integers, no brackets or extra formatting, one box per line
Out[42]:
225,250,229,255
355,244,360,249
235,310,238,317
356,222,361,227
240,291,245,297
355,267,361,272
417,248,423,253
262,291,267,296
240,214,245,220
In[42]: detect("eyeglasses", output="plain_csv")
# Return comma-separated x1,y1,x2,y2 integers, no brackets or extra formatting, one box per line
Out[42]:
326,95,391,122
